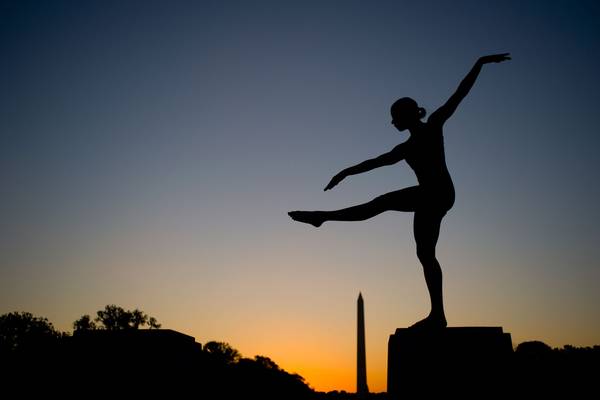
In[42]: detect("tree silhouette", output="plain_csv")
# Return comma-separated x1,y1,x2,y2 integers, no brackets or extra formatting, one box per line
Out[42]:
72,314,96,331
203,341,241,364
255,355,281,370
73,305,161,332
0,311,61,354
148,316,161,329
515,340,553,358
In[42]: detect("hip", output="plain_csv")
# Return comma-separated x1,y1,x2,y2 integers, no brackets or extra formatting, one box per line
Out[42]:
418,184,455,212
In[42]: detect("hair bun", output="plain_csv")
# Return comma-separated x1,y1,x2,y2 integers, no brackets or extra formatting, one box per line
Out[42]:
418,107,427,119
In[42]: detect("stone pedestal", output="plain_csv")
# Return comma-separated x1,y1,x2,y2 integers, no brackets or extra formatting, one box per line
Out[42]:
387,327,513,398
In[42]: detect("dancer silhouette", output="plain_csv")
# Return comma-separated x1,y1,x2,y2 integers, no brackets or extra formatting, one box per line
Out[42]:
289,54,510,329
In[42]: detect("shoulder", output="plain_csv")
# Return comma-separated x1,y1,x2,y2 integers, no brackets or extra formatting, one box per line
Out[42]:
426,110,445,127
386,141,408,159
422,119,444,138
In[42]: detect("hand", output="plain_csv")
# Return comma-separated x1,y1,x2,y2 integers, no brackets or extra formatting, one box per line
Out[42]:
478,53,511,64
324,171,346,191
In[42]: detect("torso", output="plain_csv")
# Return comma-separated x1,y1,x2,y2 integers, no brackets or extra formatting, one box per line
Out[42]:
403,121,455,211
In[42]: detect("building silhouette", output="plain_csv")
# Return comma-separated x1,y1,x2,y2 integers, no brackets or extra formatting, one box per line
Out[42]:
357,292,369,394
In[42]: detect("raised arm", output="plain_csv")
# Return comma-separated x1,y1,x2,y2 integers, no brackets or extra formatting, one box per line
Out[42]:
324,143,406,191
429,53,511,126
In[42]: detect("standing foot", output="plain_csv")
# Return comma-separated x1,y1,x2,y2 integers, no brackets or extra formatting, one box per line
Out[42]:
288,211,325,228
409,314,447,330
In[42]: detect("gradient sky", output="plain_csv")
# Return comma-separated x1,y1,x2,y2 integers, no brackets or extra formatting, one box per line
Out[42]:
1,0,599,392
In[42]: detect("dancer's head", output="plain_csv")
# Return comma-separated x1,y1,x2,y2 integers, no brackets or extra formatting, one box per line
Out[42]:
390,97,426,131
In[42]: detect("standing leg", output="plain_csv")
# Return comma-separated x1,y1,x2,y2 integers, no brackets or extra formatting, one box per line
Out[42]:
288,186,420,227
411,209,447,329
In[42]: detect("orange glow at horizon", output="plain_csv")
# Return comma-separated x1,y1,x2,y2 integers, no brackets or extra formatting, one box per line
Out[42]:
11,244,600,394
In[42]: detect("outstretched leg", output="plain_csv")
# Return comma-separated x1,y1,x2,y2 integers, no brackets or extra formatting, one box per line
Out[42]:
411,209,447,329
288,186,420,227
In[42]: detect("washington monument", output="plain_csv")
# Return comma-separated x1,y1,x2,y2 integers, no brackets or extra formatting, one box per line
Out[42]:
357,292,368,394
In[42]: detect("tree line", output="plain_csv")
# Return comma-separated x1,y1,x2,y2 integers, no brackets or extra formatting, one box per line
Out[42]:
1,307,598,398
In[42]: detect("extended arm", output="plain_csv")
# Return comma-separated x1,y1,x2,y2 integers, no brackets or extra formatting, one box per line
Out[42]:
429,53,511,126
324,143,405,191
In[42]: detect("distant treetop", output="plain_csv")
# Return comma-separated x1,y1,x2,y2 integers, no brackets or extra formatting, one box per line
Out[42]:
0,311,61,353
73,304,161,332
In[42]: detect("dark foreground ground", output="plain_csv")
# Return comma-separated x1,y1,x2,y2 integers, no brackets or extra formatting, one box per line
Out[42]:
2,329,598,398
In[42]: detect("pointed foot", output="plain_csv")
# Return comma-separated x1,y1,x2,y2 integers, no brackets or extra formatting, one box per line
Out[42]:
288,211,324,228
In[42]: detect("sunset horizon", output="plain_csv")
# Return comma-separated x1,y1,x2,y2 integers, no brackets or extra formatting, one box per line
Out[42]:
8,289,597,393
